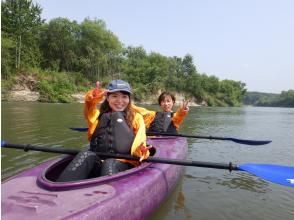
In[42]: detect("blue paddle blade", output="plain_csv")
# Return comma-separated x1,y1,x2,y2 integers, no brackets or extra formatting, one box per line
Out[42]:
69,127,88,132
228,138,271,145
1,140,7,147
238,164,294,187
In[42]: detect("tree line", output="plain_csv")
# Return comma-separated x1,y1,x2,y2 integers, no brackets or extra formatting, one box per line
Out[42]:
244,91,294,107
1,0,247,106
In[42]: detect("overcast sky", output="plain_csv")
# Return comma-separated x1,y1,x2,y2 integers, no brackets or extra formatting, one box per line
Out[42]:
34,0,294,93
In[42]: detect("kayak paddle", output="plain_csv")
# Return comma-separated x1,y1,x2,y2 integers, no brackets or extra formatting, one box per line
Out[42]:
69,127,88,132
146,132,272,146
2,141,293,187
68,127,272,146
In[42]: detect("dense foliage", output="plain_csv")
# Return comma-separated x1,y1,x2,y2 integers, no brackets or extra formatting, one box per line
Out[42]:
2,0,247,106
244,91,294,107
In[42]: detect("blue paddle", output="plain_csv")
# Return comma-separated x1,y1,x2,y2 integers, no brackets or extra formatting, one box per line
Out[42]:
68,127,272,146
2,141,293,187
239,164,294,187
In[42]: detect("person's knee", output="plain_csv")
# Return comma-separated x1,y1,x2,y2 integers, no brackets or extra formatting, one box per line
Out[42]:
66,151,97,170
100,159,131,176
57,151,101,182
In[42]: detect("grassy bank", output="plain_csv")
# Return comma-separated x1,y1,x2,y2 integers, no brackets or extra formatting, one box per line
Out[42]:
2,68,92,103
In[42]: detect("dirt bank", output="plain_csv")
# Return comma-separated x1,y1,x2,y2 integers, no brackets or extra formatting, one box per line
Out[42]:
3,88,204,106
2,75,204,106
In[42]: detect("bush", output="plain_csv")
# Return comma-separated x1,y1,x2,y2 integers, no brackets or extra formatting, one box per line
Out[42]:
37,73,76,102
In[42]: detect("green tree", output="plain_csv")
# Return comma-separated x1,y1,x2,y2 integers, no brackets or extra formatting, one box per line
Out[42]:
39,18,80,72
1,0,43,70
181,54,196,76
219,80,246,106
122,46,149,84
78,18,123,80
1,32,16,78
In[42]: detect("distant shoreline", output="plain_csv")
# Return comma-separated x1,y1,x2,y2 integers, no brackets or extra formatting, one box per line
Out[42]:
2,89,203,107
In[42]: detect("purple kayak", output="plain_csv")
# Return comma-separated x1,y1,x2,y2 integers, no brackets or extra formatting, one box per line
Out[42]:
2,137,188,220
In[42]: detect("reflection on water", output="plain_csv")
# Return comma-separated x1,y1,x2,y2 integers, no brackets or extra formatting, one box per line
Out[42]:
174,190,185,211
219,173,269,193
2,103,294,219
185,171,269,193
151,177,193,220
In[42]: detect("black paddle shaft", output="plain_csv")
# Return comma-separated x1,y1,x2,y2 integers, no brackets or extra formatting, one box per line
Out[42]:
2,143,238,171
3,143,80,155
69,128,272,145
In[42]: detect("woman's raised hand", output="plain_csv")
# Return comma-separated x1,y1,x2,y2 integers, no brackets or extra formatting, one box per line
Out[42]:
93,81,107,97
182,99,190,111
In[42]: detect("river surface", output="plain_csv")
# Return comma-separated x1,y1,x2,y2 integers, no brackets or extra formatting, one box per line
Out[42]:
2,102,294,220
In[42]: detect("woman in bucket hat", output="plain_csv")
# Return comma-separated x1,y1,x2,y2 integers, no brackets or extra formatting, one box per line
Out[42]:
57,80,150,181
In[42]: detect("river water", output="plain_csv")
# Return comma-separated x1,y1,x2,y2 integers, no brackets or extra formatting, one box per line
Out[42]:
1,102,294,220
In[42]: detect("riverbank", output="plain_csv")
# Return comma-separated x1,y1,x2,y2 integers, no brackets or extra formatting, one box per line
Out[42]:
2,88,203,106
1,73,203,105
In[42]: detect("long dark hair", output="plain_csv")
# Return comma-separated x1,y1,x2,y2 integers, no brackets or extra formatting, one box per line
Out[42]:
99,92,134,128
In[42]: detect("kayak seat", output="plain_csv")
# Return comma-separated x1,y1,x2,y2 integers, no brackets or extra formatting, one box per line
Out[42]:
44,147,156,183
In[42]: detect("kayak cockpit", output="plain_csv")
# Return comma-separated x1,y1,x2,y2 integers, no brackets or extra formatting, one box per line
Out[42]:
37,148,156,191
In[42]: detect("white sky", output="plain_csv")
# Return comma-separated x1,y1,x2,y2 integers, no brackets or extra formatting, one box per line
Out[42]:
33,0,294,93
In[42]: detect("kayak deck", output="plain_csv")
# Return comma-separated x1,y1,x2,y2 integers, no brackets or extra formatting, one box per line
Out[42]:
2,137,188,220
